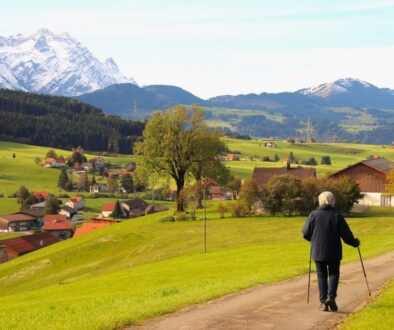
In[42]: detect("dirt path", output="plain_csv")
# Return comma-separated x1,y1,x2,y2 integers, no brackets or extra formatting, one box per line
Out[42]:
128,250,394,330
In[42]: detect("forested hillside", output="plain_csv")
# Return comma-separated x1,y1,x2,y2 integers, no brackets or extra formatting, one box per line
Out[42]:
0,89,144,153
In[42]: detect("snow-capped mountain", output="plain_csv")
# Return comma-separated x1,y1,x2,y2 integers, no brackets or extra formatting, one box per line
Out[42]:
297,78,394,108
0,28,134,96
299,78,374,97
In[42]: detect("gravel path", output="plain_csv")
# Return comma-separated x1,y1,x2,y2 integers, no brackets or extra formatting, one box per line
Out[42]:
127,250,394,330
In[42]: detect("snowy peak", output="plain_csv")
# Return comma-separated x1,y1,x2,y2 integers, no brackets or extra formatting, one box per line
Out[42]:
0,28,135,96
299,78,375,98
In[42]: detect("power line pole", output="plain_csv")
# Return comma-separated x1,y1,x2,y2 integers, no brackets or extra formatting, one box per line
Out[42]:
203,188,207,253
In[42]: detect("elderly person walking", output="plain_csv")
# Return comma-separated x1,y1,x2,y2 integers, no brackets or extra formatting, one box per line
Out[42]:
302,191,360,312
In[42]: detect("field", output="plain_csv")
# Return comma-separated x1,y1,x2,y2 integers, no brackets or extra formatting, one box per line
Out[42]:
0,205,394,329
0,141,137,195
2,139,394,197
224,138,394,178
343,279,394,329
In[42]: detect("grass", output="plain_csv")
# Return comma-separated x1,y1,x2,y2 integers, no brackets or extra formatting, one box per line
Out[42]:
0,232,26,241
0,141,137,195
224,138,394,178
0,205,394,329
342,279,394,330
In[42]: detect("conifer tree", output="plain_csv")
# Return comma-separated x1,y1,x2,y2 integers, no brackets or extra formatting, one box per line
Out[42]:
58,168,69,189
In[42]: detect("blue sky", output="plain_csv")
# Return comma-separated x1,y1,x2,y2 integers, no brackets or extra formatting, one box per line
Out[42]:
1,0,394,97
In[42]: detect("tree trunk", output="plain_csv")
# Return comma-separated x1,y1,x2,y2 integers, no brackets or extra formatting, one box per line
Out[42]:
176,177,185,212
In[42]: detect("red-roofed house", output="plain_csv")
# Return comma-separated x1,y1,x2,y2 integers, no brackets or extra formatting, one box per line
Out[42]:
101,203,116,217
32,191,51,201
65,196,85,211
43,215,73,239
44,157,66,168
0,232,60,262
0,213,41,232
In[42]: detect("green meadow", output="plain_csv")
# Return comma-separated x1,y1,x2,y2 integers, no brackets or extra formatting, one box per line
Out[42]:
0,205,394,329
224,137,394,178
343,279,394,330
0,141,137,195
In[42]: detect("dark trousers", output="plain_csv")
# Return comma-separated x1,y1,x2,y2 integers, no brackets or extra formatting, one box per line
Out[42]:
315,260,340,303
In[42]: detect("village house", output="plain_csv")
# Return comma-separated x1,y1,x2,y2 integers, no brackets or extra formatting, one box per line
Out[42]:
81,162,94,172
92,157,105,170
101,202,116,217
208,185,233,201
0,212,41,232
0,232,60,262
32,191,52,201
65,196,85,211
89,183,109,193
44,157,66,168
252,162,316,188
20,208,45,224
264,141,277,148
43,215,73,240
226,153,240,161
59,205,78,219
330,157,394,206
121,198,149,216
30,201,46,210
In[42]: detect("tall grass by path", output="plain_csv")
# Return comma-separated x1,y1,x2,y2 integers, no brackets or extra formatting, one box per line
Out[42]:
342,279,394,330
0,207,394,329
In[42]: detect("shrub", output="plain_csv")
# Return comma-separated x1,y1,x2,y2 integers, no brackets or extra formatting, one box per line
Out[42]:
160,215,176,222
217,204,228,218
229,202,247,217
174,212,189,221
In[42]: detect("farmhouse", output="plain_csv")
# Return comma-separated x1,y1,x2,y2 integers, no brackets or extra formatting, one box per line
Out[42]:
44,157,65,168
65,196,85,211
226,153,240,161
43,215,73,240
207,185,233,200
59,206,78,219
101,202,116,217
92,157,105,170
0,213,41,232
330,157,394,206
89,184,109,193
0,232,60,262
121,198,149,214
252,163,316,188
264,141,277,148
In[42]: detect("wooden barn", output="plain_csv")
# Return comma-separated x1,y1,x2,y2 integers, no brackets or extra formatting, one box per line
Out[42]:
252,163,316,188
330,157,394,206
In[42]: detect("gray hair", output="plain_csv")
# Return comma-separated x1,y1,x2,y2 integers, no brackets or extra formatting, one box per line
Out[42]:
318,191,335,207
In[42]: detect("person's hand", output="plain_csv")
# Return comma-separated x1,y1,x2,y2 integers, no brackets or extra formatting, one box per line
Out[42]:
354,238,360,247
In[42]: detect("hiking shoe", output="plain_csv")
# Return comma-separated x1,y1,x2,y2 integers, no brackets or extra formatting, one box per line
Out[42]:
326,298,338,312
319,303,329,312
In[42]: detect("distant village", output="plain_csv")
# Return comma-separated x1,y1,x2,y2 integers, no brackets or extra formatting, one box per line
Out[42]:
2,144,394,263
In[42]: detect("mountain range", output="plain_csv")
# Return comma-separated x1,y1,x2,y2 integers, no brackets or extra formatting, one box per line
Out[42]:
3,29,394,143
0,29,134,96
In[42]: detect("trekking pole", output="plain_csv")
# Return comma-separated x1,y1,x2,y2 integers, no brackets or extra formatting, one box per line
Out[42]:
357,246,371,297
307,245,312,304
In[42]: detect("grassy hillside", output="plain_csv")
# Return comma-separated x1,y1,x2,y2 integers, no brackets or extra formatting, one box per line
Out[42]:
224,138,394,178
1,139,394,196
0,206,394,329
0,141,137,195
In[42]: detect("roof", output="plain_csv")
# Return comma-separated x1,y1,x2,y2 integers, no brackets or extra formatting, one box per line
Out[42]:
330,157,394,177
43,215,72,231
252,166,316,187
0,213,37,223
32,191,50,200
121,198,149,210
73,222,111,237
44,214,68,222
60,206,78,214
0,232,60,255
30,201,46,208
20,208,45,217
91,217,120,224
45,157,65,163
69,196,83,203
102,203,115,212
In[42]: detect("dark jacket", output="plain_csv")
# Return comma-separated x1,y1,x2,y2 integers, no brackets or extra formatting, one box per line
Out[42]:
302,205,359,261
